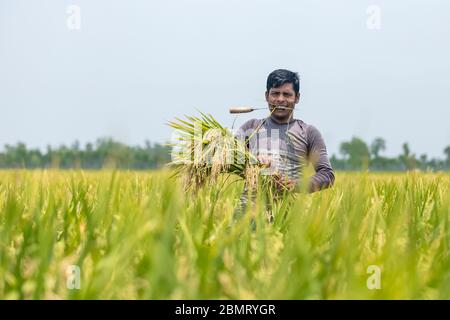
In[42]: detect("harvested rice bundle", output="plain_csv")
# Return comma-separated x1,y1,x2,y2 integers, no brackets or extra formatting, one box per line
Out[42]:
167,111,264,191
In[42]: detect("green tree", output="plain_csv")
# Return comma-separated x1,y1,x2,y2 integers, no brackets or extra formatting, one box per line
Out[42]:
419,153,428,170
339,137,370,170
444,146,450,163
399,142,417,170
370,137,386,159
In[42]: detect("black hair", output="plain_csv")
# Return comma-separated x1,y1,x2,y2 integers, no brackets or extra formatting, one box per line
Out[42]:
266,69,300,95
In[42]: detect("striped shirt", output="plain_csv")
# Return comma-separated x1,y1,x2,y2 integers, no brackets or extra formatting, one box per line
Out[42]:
236,116,335,193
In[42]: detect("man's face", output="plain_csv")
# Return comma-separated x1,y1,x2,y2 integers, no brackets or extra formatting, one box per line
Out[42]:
265,82,300,122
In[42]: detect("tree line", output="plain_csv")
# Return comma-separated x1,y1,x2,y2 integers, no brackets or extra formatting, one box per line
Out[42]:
331,137,450,171
0,136,449,171
0,138,171,170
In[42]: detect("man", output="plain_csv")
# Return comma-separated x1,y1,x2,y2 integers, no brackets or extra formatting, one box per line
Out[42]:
235,69,335,218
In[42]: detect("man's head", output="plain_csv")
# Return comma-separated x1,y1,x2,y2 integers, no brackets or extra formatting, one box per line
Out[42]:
265,69,300,123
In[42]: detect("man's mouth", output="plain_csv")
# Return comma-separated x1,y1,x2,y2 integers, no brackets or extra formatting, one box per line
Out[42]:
271,105,292,111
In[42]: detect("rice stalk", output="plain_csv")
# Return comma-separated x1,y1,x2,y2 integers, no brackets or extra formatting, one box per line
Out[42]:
167,111,263,192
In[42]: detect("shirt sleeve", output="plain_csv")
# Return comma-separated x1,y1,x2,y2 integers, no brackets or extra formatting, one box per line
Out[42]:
235,119,259,141
306,125,335,193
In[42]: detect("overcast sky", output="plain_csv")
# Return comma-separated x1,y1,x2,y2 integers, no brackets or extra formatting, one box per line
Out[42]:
1,0,449,158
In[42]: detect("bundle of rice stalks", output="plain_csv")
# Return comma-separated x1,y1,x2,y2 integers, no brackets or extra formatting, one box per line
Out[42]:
167,111,264,191
167,112,251,189
167,111,298,201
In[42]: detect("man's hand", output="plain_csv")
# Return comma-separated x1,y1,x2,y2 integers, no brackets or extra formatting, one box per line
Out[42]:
256,155,296,192
257,154,272,168
272,173,297,192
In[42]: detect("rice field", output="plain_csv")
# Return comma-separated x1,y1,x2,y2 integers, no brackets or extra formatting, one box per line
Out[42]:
0,169,449,299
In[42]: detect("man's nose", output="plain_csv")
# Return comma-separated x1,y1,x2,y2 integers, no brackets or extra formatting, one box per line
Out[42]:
275,96,286,103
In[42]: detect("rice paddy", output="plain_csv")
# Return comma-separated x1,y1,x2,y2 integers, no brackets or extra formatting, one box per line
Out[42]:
0,169,449,299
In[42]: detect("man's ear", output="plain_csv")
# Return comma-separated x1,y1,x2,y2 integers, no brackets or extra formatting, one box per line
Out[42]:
265,91,269,102
295,93,300,104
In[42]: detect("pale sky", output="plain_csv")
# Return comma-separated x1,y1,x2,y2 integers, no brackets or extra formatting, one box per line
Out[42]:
1,0,449,158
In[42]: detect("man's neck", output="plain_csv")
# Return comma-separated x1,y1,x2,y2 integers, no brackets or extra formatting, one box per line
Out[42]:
269,115,295,125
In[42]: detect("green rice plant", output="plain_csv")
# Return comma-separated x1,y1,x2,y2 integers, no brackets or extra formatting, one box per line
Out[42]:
0,170,449,300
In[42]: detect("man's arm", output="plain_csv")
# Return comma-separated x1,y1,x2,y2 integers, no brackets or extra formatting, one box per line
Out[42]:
306,125,335,193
